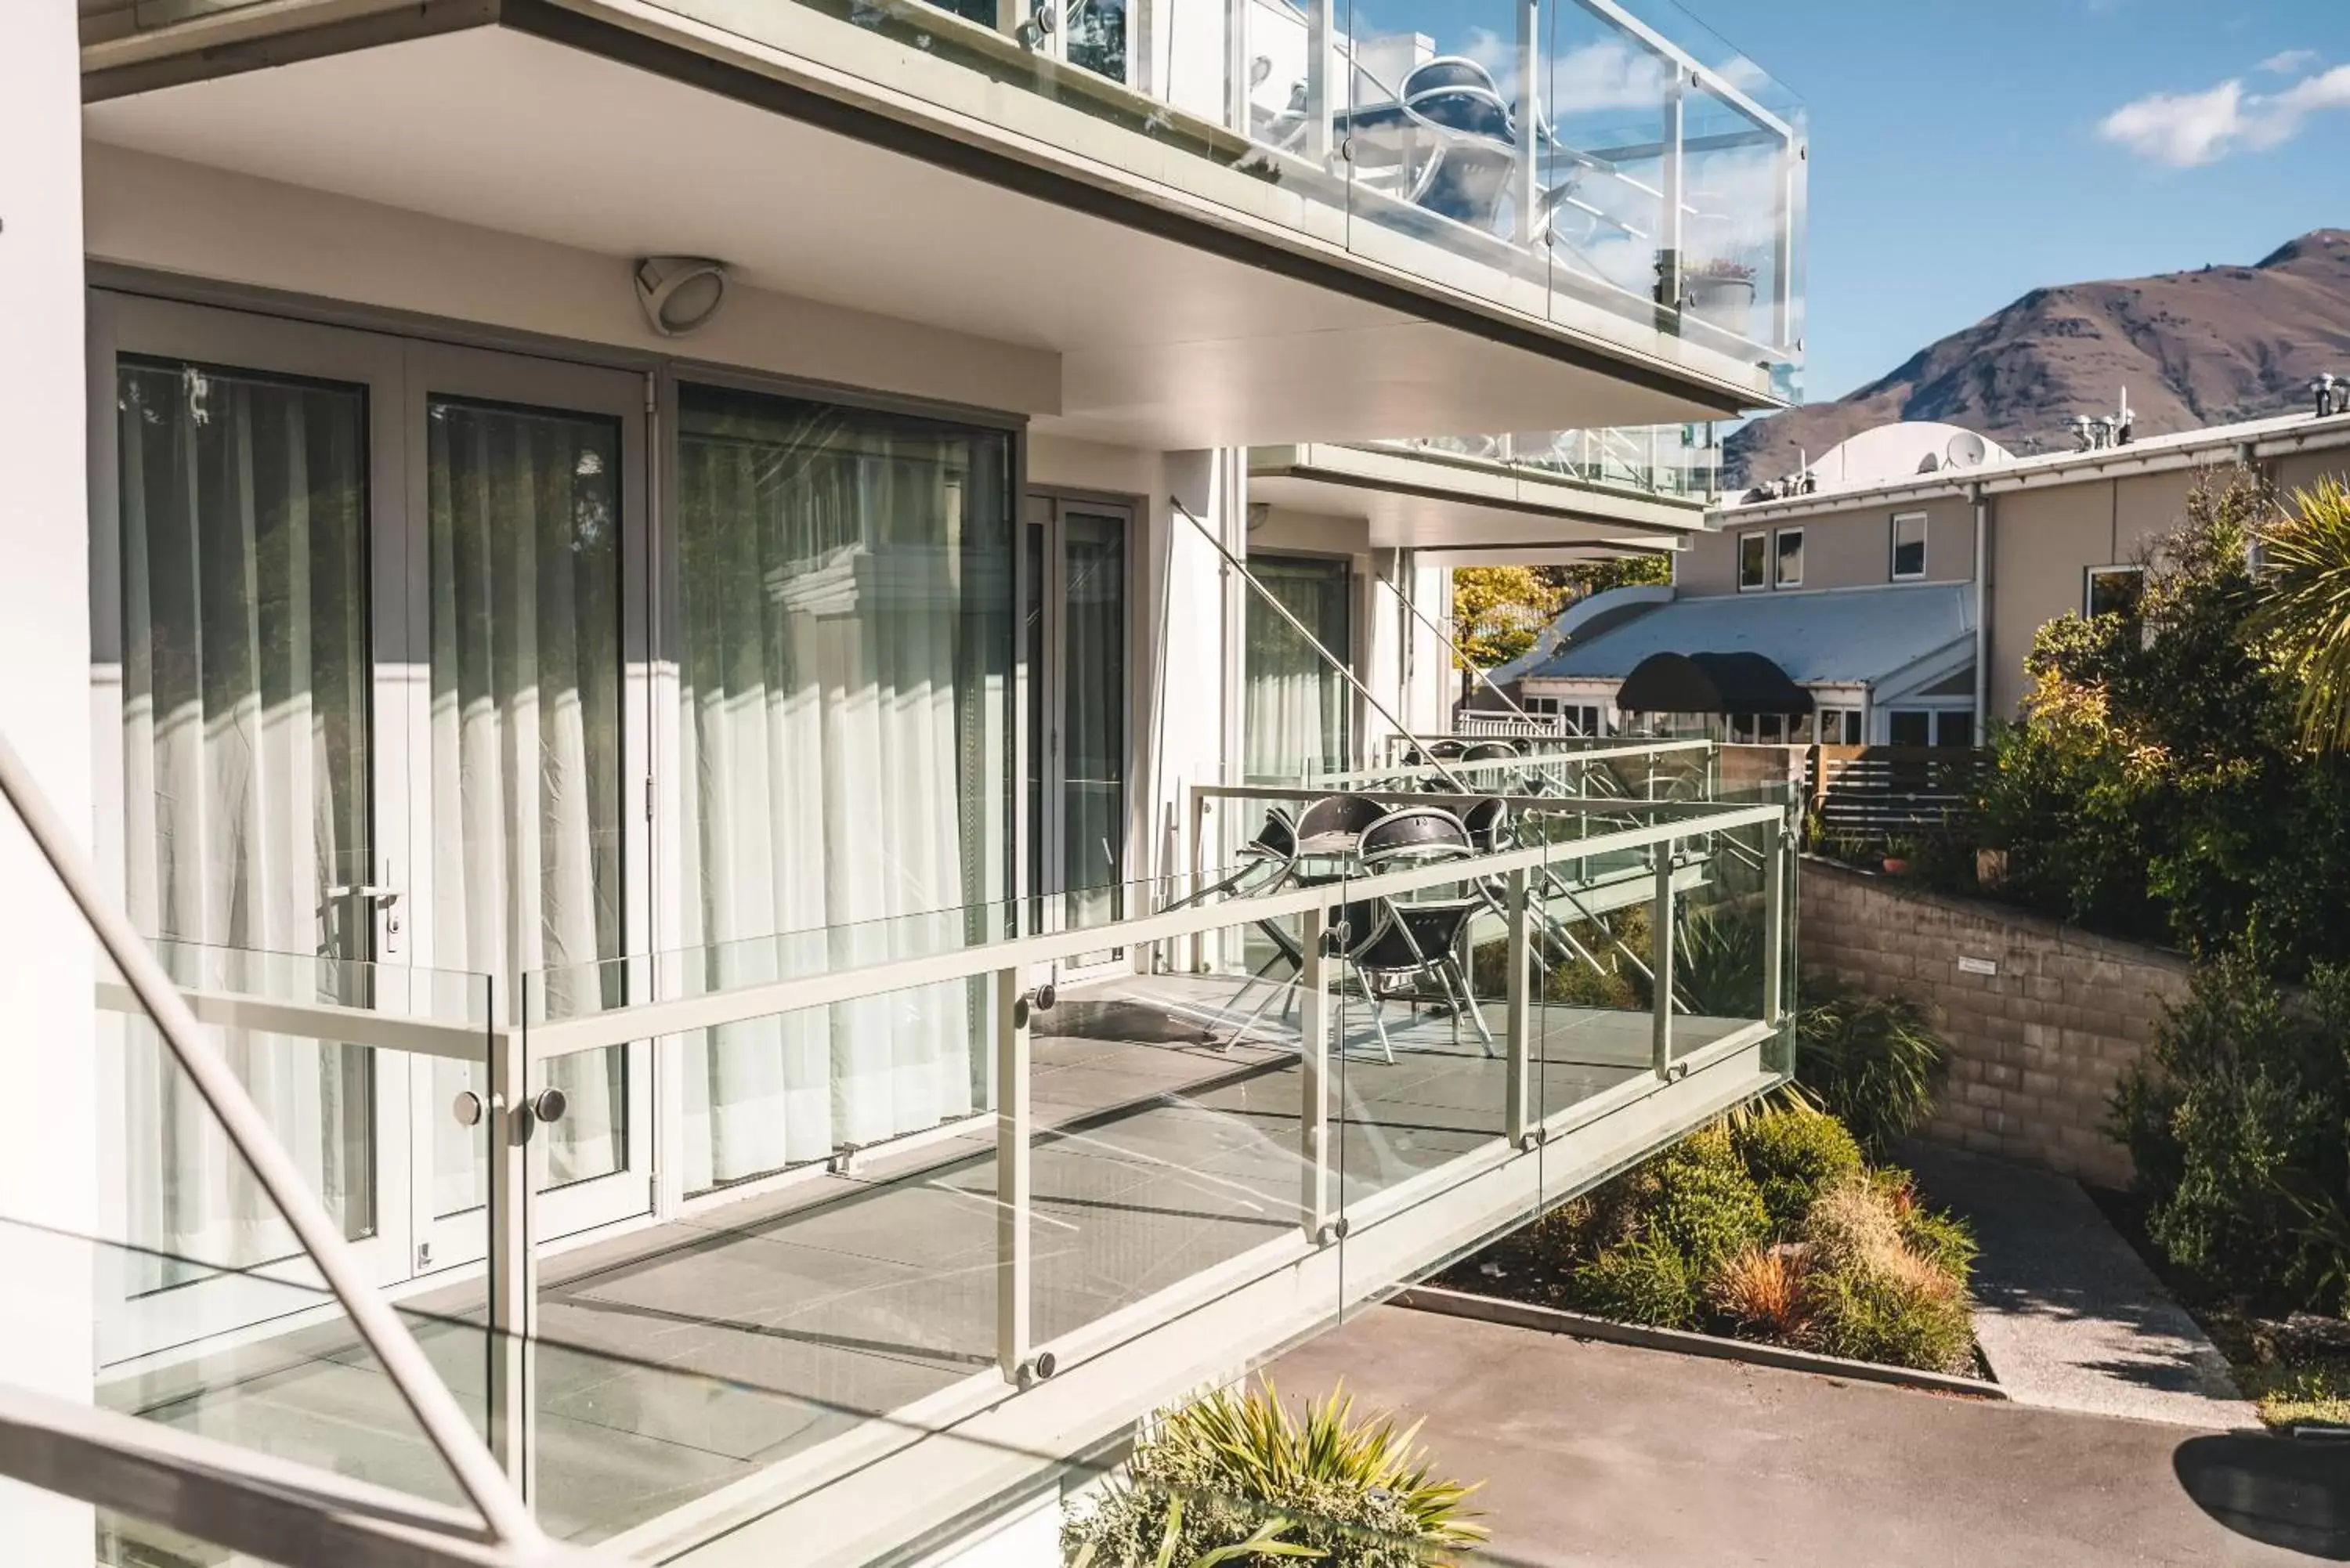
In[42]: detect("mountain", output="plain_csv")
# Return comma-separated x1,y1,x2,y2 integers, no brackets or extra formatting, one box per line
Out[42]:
1726,229,2350,487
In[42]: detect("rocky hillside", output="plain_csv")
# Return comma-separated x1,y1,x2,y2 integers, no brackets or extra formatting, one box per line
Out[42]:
1727,229,2350,487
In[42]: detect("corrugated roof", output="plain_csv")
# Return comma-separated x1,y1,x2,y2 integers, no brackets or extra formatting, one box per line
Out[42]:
1524,583,1974,686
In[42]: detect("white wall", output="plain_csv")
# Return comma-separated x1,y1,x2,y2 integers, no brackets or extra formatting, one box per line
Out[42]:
83,143,1061,421
0,7,96,1562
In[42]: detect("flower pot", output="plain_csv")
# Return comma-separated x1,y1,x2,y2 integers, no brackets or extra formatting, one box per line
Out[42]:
1882,856,1911,876
1976,847,2008,888
1683,270,1757,339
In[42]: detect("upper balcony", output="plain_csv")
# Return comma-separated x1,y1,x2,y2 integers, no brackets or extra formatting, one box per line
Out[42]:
78,0,1803,449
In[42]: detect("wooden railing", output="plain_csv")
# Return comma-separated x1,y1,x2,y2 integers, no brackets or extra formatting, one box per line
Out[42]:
1806,745,1989,840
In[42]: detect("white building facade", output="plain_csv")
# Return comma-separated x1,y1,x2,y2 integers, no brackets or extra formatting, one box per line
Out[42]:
5,3,1804,1562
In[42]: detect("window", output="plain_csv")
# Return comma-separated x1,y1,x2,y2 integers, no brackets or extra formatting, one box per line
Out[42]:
1887,710,1931,747
1563,703,1603,737
1774,528,1805,587
1936,710,1974,748
1243,554,1353,782
2086,565,2145,619
1757,714,1785,743
1737,531,1768,591
1891,512,1927,580
1814,706,1862,745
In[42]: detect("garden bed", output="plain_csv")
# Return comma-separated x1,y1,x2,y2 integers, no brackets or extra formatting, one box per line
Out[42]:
1432,1109,1985,1380
2089,1185,2350,1431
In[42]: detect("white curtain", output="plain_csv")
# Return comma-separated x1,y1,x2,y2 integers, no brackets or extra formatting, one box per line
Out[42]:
1242,555,1352,784
425,400,625,1211
675,389,1010,1191
114,363,374,1288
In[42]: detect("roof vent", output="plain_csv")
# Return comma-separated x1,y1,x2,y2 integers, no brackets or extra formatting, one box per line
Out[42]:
2072,387,2135,452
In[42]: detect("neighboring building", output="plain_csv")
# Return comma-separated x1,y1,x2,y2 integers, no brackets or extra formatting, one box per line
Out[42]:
1496,404,2350,742
2,4,1805,1565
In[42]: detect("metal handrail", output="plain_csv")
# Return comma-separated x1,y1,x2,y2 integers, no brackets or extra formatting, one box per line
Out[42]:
0,732,559,1564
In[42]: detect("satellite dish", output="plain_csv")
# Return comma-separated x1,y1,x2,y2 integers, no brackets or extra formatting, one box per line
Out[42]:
1947,431,1989,468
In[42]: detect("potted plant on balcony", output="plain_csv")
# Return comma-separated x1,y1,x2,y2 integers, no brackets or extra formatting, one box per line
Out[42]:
1680,258,1757,338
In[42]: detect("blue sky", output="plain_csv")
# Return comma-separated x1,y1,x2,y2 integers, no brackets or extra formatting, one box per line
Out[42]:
1687,0,2350,402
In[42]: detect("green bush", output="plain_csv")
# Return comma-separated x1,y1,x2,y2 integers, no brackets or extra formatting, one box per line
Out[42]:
1800,1263,1976,1376
1795,977,1950,1154
1732,1109,1863,1233
1062,1382,1484,1568
1972,468,2350,981
1900,1204,1982,1279
1567,1236,1700,1329
2112,956,2350,1311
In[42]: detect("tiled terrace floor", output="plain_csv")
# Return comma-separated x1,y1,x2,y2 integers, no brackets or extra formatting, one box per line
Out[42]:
103,973,1749,1551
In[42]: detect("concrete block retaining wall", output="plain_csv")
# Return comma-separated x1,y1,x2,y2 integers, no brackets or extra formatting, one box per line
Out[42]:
1798,859,2190,1190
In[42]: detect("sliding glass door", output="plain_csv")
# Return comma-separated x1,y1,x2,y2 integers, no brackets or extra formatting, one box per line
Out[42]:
1023,496,1133,962
404,343,653,1269
668,382,1014,1194
1242,553,1354,784
90,298,652,1360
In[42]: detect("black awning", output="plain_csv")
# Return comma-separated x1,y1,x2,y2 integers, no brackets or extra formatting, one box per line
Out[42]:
1616,650,1814,715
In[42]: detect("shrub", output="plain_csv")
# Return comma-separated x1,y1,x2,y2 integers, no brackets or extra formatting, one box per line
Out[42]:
1800,1261,1976,1376
2112,955,2350,1311
1568,1236,1700,1329
1802,1170,1909,1275
1732,1108,1863,1233
1062,1382,1484,1568
1795,977,1950,1154
1708,1244,1810,1339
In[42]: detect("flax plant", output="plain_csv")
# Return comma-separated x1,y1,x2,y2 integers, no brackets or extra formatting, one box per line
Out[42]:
2254,479,2350,753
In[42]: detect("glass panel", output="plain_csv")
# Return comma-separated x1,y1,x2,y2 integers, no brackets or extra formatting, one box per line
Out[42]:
1242,554,1352,784
1342,0,1546,315
673,383,1014,1187
1546,1,1671,327
1062,510,1128,930
426,396,627,1210
110,356,378,1269
76,943,494,1548
1025,514,1047,912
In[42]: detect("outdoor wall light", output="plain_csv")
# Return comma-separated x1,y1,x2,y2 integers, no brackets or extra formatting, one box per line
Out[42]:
633,256,730,338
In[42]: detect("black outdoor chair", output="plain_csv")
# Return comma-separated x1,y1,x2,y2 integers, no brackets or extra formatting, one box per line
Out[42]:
1332,805,1495,1060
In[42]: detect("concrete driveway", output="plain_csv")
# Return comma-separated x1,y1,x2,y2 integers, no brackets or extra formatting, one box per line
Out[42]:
1266,1306,2348,1566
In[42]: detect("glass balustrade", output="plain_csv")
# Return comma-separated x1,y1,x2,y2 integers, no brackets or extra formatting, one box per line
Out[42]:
86,0,1803,393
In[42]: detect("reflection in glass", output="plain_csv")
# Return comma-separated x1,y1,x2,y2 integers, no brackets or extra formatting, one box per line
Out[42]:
110,358,376,1287
426,396,627,1208
674,385,1013,1190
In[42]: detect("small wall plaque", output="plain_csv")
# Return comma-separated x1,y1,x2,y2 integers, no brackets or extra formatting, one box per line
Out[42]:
1958,956,1998,977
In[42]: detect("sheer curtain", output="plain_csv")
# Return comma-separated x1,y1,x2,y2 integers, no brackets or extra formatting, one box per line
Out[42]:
425,399,625,1210
113,360,374,1288
675,386,1011,1191
1242,555,1354,783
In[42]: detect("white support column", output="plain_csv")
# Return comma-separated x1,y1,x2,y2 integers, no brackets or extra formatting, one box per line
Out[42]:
1504,869,1534,1148
996,969,1033,1380
1650,845,1676,1078
0,6,93,1559
1224,0,1252,135
1298,906,1332,1241
486,1014,536,1501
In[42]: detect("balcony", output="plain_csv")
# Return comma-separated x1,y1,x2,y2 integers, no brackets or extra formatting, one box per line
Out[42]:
79,0,1803,446
12,736,1796,1566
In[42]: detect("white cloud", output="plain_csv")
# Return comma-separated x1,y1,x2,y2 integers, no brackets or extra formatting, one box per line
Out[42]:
2258,49,2320,76
2099,62,2350,166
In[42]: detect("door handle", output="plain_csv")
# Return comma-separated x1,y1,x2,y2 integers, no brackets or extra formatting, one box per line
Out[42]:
327,884,404,956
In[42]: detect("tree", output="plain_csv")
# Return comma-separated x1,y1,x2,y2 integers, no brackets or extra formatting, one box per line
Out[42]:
1449,565,1562,670
2253,478,2350,753
1553,553,1672,600
1977,465,2350,977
